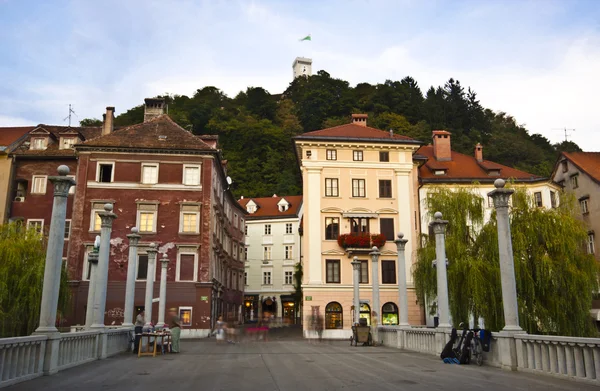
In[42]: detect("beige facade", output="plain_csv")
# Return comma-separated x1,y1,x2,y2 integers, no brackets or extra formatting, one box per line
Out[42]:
295,126,424,339
0,154,12,222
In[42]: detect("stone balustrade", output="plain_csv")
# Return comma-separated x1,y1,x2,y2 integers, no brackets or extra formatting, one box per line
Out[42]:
404,328,438,354
0,328,132,389
0,335,47,388
378,326,399,347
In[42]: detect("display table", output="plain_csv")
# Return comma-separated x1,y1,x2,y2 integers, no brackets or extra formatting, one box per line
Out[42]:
138,332,172,357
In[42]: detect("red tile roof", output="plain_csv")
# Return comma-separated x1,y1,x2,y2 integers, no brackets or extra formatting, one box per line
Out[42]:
237,195,303,219
8,125,102,157
79,115,213,151
562,152,600,184
0,127,34,148
295,123,420,144
418,145,544,183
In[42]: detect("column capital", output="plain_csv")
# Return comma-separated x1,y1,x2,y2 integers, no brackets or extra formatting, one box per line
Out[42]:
487,179,514,209
147,243,158,256
160,253,169,266
351,256,361,270
394,232,408,250
429,211,448,235
369,246,381,262
98,203,117,227
49,165,76,198
126,227,141,245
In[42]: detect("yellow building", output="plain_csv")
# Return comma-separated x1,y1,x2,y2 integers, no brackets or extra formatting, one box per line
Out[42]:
294,114,425,338
0,126,32,222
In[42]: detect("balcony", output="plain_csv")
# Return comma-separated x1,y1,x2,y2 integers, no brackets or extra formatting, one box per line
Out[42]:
337,233,386,256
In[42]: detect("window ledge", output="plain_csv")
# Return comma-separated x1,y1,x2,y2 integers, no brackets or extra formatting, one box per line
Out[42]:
30,193,46,195
138,231,157,235
376,197,395,200
178,232,200,235
351,197,369,199
325,196,342,199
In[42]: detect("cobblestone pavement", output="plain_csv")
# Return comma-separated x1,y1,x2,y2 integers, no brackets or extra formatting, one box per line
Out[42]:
8,332,598,391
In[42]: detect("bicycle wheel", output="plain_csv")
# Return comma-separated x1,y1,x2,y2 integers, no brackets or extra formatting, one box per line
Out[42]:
473,339,483,366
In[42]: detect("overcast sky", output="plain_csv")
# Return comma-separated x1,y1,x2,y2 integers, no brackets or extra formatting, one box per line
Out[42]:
1,0,599,150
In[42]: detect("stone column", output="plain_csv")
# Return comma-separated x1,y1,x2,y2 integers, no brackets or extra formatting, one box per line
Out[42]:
144,244,158,328
395,233,410,327
85,248,99,329
156,253,169,328
431,212,451,329
351,256,361,325
488,179,522,333
370,246,381,328
122,228,141,327
35,166,75,334
306,167,323,284
91,204,117,329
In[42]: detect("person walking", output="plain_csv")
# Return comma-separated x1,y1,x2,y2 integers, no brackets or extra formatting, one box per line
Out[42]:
133,310,145,354
169,308,182,353
216,316,226,344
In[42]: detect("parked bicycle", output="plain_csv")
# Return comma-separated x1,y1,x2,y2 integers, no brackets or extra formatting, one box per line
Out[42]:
454,323,483,366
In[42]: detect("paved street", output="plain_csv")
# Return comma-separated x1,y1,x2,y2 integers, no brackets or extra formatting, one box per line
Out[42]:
9,332,597,391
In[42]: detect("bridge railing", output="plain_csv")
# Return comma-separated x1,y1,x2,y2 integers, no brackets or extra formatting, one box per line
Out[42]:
0,327,132,389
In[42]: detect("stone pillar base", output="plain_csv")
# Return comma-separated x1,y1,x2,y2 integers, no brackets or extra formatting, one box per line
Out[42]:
497,330,525,371
40,333,61,376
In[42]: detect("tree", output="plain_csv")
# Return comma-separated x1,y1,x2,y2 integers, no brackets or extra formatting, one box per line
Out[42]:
292,262,303,324
413,187,598,336
0,224,71,337
79,118,102,126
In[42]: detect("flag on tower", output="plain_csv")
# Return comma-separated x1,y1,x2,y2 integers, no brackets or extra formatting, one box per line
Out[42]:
299,34,311,41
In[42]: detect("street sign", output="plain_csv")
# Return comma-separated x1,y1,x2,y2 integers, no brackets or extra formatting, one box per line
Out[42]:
200,296,208,301
305,296,312,301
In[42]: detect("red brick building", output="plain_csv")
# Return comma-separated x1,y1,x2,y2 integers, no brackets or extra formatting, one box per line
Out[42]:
67,102,245,336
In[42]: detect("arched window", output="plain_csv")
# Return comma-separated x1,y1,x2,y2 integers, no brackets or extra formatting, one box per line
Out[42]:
382,302,399,325
359,303,371,325
325,302,343,329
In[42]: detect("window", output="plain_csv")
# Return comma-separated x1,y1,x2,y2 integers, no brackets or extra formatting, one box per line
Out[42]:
326,149,337,160
588,233,595,255
285,271,293,285
61,137,76,149
179,307,192,327
64,220,71,240
177,252,197,281
326,260,340,283
136,255,149,280
67,175,76,194
83,248,93,280
325,302,343,329
264,224,271,235
382,260,396,284
31,176,47,194
379,151,389,162
244,225,248,235
353,150,363,161
179,204,200,233
137,203,158,233
263,246,272,261
325,217,339,240
286,223,293,234
534,192,543,207
360,260,369,284
352,179,366,197
359,303,371,325
571,174,579,189
581,198,589,214
141,163,159,184
380,218,394,241
244,247,248,261
27,219,43,234
350,217,370,234
325,178,339,197
382,302,399,325
379,180,392,198
31,137,46,150
183,165,201,185
262,271,272,285
285,245,293,259
97,162,114,183
550,191,557,208
89,202,105,231
561,160,568,173
244,272,247,285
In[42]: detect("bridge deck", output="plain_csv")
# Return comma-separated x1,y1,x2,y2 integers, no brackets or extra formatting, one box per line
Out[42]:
8,334,596,391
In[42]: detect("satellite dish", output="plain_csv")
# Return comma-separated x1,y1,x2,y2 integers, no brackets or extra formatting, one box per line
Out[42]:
226,176,233,185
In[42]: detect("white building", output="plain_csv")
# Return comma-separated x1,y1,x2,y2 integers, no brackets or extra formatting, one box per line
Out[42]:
293,57,312,79
238,195,303,324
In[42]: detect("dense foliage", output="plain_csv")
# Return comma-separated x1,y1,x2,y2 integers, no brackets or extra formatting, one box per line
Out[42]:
0,224,71,337
82,71,580,198
413,188,599,337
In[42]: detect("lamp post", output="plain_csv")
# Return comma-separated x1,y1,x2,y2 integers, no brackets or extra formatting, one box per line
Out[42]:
394,233,410,327
351,256,361,325
156,253,170,328
430,212,451,330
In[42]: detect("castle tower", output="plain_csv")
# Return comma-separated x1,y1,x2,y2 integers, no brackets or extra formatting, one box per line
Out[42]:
293,57,312,79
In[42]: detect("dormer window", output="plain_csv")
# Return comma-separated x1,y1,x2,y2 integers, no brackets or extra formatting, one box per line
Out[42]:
246,200,257,214
488,169,500,176
277,198,290,212
60,137,76,149
31,137,47,150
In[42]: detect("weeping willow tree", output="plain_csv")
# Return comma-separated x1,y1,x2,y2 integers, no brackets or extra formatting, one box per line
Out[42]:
413,186,599,337
0,223,71,337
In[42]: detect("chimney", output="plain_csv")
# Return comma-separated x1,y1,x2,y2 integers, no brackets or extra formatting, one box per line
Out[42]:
102,106,115,136
144,98,166,122
475,143,483,162
432,130,452,161
351,114,368,127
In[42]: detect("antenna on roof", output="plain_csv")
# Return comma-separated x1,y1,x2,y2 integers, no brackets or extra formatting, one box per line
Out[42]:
552,127,575,142
63,104,77,127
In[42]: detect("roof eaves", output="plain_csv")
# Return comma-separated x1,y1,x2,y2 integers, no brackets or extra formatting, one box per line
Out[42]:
293,135,423,145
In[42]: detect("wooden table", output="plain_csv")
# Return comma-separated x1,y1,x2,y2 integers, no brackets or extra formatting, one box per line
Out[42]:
138,332,172,357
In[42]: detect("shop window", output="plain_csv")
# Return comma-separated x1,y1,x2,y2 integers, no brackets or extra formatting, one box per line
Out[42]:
359,303,371,326
325,302,343,329
382,302,399,325
179,307,192,326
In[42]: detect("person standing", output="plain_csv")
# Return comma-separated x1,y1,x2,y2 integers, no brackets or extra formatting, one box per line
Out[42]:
216,316,226,344
133,310,145,354
169,308,182,353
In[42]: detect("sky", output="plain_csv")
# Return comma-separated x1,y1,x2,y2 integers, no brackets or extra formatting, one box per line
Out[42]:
1,0,599,150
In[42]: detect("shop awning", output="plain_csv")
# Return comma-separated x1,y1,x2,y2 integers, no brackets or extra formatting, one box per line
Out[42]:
342,213,378,219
